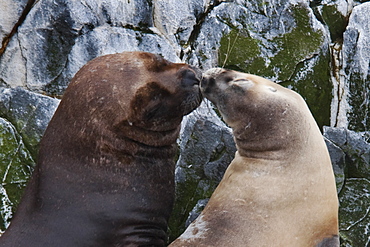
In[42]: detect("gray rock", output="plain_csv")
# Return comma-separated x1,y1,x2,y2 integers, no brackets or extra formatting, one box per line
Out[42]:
0,0,28,44
324,126,348,147
0,33,26,87
340,2,370,131
324,127,370,246
189,0,332,128
192,0,329,76
0,87,59,159
153,0,197,46
324,126,370,178
184,198,209,228
15,0,80,92
324,136,346,193
0,0,180,95
169,101,236,241
338,178,370,247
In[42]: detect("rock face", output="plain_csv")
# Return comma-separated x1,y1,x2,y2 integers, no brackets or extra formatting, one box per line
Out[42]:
0,87,59,159
340,2,370,132
0,0,369,246
0,117,34,231
324,127,370,246
169,102,236,239
0,0,30,54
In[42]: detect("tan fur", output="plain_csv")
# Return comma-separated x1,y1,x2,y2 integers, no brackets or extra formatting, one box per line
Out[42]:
170,68,339,247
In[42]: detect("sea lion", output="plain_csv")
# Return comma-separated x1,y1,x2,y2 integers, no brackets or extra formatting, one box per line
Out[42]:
0,51,202,247
170,68,339,247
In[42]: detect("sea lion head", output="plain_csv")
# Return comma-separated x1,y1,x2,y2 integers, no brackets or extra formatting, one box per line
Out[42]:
201,68,312,159
48,51,202,149
127,52,202,130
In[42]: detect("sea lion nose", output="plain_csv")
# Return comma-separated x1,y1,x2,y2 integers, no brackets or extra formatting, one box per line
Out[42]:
181,69,200,87
200,76,216,95
200,76,208,88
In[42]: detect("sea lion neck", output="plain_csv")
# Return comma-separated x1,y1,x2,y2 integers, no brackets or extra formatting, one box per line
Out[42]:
114,120,182,147
228,113,305,161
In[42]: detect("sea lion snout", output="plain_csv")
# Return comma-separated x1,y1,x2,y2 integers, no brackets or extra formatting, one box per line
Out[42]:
180,66,202,88
201,68,225,90
180,70,199,87
200,68,227,98
201,68,257,94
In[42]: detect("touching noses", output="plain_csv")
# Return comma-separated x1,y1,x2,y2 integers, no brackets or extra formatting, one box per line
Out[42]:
181,69,200,87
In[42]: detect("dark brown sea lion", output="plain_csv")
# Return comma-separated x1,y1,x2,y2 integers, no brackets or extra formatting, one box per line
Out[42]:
0,51,201,247
170,68,339,247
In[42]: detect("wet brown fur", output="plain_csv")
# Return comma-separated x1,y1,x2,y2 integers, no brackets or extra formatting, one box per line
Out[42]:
0,52,201,247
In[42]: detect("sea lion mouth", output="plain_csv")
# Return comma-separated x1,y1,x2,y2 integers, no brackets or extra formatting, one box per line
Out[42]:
199,71,222,107
200,76,215,95
182,92,202,116
116,120,181,147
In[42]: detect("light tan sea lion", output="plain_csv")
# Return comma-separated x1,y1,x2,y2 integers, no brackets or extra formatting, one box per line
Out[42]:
170,68,339,247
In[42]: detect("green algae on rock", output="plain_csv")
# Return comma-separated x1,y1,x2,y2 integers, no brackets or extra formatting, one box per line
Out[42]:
218,3,325,79
318,4,349,41
218,29,264,73
218,3,331,129
168,108,236,242
0,87,59,161
0,118,35,233
281,51,332,129
338,178,370,247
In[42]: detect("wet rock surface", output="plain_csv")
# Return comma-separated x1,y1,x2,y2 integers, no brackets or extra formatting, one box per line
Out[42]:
341,2,370,131
169,102,236,240
324,127,370,246
0,117,34,231
338,178,370,246
0,87,59,159
0,0,369,245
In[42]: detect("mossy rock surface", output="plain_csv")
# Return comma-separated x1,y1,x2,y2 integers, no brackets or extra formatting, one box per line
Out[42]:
0,118,35,233
0,87,59,160
218,3,331,129
338,178,370,246
168,108,236,242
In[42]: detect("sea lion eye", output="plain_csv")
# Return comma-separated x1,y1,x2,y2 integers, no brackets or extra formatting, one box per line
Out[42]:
231,78,254,89
223,76,234,83
234,79,247,82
